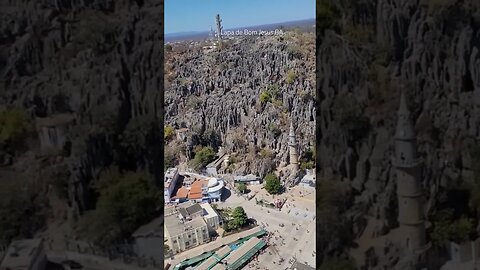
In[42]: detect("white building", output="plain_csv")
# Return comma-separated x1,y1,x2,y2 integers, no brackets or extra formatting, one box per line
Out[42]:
0,239,47,270
164,168,180,203
164,215,209,253
299,169,315,188
201,202,222,232
207,178,224,202
234,174,261,185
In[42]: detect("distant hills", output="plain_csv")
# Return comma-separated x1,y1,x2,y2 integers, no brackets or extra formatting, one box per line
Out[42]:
165,18,315,42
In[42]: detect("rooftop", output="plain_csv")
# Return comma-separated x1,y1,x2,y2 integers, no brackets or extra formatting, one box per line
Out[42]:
201,203,219,219
165,168,178,178
195,245,232,270
178,203,204,218
234,174,259,181
0,238,44,268
223,237,264,268
301,174,315,182
188,180,208,200
173,187,189,199
165,168,179,190
165,215,207,237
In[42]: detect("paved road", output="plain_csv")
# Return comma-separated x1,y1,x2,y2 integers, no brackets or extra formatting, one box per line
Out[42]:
219,187,316,269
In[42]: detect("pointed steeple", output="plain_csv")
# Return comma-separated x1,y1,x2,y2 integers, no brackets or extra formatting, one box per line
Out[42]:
398,90,410,117
395,90,416,140
289,122,295,137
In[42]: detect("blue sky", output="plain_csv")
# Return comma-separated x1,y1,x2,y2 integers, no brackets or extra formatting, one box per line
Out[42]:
165,0,315,34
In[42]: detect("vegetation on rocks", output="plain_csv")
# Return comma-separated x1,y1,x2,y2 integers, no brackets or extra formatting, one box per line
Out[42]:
430,208,474,246
164,125,175,141
78,171,160,247
0,108,32,152
0,183,46,246
190,146,216,171
286,70,297,84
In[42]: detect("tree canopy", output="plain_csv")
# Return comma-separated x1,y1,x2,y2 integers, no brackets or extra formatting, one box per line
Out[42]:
264,173,281,194
237,183,247,194
190,146,216,171
0,108,31,151
79,172,160,247
230,206,248,229
430,208,474,246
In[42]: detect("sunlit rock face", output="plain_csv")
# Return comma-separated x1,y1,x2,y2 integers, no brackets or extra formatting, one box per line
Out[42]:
165,32,315,177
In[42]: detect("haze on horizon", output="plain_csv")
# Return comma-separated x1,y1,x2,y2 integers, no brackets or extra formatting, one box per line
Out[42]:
165,0,315,34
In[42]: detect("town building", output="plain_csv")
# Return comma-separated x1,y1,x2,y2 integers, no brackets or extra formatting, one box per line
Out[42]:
0,238,47,270
207,178,224,202
187,179,209,203
200,202,222,231
299,169,316,188
164,168,180,203
234,174,262,185
178,203,204,221
164,215,210,253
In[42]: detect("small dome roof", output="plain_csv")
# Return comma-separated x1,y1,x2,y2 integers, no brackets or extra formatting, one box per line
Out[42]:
208,178,219,187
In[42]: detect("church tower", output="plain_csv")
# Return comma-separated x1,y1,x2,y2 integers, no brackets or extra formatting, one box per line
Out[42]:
393,91,427,254
289,122,299,171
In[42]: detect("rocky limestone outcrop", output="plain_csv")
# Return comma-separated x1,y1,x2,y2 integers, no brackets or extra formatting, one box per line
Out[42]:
317,0,480,263
165,34,315,175
1,0,164,216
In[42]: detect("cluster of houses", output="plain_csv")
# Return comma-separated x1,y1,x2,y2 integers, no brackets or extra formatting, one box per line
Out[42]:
164,168,225,204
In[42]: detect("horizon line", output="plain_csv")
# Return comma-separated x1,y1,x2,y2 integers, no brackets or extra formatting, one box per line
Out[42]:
165,17,315,35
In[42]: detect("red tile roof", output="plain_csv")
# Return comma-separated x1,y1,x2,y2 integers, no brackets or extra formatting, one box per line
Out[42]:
188,180,207,200
173,187,188,199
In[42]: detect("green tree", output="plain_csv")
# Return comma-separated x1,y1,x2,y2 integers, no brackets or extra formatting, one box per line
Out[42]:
191,146,216,171
264,174,281,194
237,183,247,194
0,186,45,246
0,108,31,147
231,207,248,229
79,173,160,247
430,209,474,246
267,123,282,138
259,91,272,104
451,217,474,243
164,126,175,141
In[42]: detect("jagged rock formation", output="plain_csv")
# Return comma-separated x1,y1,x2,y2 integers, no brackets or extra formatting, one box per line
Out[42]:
317,0,480,268
165,33,315,175
1,1,164,218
